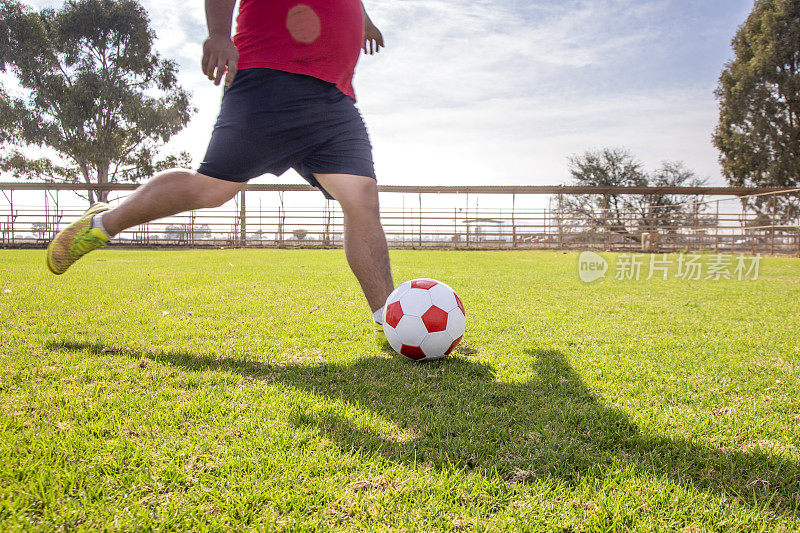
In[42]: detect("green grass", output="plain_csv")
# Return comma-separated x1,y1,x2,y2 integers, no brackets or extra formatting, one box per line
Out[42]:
0,249,799,531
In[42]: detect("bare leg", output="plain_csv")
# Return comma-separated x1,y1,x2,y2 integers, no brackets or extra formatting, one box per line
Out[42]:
314,173,394,312
101,169,246,236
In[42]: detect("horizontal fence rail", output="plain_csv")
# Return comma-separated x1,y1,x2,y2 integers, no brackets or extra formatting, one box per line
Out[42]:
1,183,799,254
1,182,797,195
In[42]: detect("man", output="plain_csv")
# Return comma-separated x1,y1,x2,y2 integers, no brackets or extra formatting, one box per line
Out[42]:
46,0,394,326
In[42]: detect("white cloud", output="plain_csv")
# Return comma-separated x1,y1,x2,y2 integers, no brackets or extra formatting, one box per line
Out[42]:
356,0,726,187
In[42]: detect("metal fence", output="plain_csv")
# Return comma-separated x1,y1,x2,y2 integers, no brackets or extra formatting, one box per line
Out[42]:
1,182,799,255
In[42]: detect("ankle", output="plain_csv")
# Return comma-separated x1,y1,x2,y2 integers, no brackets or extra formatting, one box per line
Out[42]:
92,211,118,238
372,306,385,325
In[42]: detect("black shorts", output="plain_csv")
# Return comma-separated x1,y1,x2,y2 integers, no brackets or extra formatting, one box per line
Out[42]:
197,68,376,200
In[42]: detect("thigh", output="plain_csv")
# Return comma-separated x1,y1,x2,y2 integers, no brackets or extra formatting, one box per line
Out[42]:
313,173,379,212
195,171,249,199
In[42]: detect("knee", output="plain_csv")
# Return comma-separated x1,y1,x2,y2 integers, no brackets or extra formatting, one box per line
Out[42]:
337,180,380,219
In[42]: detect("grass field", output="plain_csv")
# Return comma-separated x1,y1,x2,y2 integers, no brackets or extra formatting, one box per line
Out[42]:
1,249,799,531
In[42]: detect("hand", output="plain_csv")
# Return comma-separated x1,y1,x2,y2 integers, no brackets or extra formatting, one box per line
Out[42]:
363,22,384,55
202,34,239,86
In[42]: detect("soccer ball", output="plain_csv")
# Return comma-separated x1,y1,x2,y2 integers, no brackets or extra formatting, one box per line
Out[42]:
382,278,466,361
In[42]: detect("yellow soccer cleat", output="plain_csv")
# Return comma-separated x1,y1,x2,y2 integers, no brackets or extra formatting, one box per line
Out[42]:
46,202,111,275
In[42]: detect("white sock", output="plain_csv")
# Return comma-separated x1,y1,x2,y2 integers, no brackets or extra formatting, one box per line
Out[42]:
91,213,114,238
372,306,385,325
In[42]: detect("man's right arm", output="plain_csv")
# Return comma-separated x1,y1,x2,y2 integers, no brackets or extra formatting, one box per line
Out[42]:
202,0,239,86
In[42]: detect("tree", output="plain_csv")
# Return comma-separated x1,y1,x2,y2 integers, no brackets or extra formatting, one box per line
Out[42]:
563,148,647,237
0,0,194,204
31,221,47,240
631,161,706,232
713,0,800,221
164,223,211,241
563,148,707,237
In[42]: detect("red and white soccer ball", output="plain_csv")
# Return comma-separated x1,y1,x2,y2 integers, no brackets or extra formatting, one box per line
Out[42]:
382,278,466,361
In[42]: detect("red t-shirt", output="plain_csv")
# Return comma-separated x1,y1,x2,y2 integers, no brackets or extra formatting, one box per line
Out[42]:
234,0,364,100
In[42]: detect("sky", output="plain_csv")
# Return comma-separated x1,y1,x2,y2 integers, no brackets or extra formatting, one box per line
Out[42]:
17,0,756,210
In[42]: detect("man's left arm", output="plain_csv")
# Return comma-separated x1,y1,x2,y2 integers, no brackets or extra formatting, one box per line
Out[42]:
361,2,384,55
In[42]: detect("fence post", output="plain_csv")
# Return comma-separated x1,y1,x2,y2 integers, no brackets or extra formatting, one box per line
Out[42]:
418,193,422,248
279,205,284,248
714,199,720,253
557,193,563,249
694,202,700,252
277,204,282,247
55,190,62,240
328,201,333,246
239,190,246,246
453,207,457,249
771,193,776,255
0,190,7,244
544,207,553,248
46,189,61,241
401,196,405,247
323,201,329,246
10,189,14,246
797,192,800,256
511,193,516,249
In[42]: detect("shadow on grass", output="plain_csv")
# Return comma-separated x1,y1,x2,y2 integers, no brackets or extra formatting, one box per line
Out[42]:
51,340,800,515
